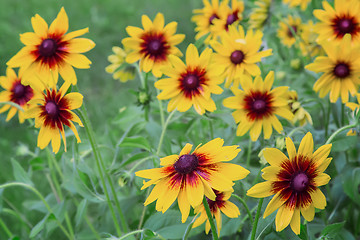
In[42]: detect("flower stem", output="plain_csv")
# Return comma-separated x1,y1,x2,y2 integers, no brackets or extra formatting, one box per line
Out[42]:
209,119,214,139
156,88,165,127
202,196,219,240
156,110,176,156
325,100,331,139
0,182,71,239
246,137,252,169
231,194,253,225
251,198,264,240
76,106,123,236
0,218,13,238
118,230,144,240
325,123,358,145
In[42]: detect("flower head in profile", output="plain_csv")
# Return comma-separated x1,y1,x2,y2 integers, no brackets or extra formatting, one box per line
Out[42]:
122,13,185,78
283,0,311,11
212,0,244,37
223,72,294,141
346,93,360,113
135,138,249,223
313,0,360,42
299,20,324,57
105,46,136,83
155,44,224,115
7,7,95,88
247,132,332,235
25,81,83,153
210,25,272,88
192,190,240,235
0,68,39,123
248,0,272,30
277,15,303,48
287,90,312,126
305,34,360,103
191,0,229,44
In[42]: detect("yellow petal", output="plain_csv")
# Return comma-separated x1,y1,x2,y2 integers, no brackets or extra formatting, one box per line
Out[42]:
310,188,327,209
263,148,288,167
313,173,331,187
186,174,204,207
289,208,301,235
216,162,250,181
63,28,89,41
247,181,274,198
301,204,315,222
62,92,83,110
67,38,95,53
285,137,297,161
59,63,77,85
63,53,92,69
220,201,240,218
263,192,285,218
49,7,68,36
31,14,48,38
186,44,199,66
275,205,294,232
178,189,191,223
298,132,314,157
160,155,178,166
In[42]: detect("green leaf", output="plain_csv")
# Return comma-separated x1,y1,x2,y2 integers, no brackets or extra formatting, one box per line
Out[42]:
331,136,358,152
299,223,309,240
75,199,87,228
320,222,345,238
29,213,51,238
120,152,150,167
11,159,33,186
119,136,151,151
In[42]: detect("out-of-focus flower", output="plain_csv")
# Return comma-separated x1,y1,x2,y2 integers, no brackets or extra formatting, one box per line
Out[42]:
290,59,301,70
192,190,240,235
155,44,224,115
248,0,272,30
192,0,229,44
106,46,136,83
212,0,244,37
223,72,293,141
25,81,83,153
0,68,39,123
313,0,360,42
299,20,324,57
7,7,95,88
277,15,303,48
283,0,311,11
305,34,360,103
210,25,272,88
122,13,185,78
346,129,357,136
247,132,332,235
345,93,360,112
287,90,312,126
135,138,249,222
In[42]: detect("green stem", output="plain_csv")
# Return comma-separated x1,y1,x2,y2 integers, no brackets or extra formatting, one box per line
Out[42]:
250,198,264,240
325,100,331,139
325,123,358,145
202,197,219,240
129,156,154,174
341,102,345,126
156,110,176,156
287,126,306,138
0,218,13,238
0,101,23,111
118,230,144,240
209,119,214,140
156,88,165,127
76,107,123,236
246,137,252,169
183,215,198,240
231,194,253,225
137,187,151,231
3,197,33,228
0,182,71,239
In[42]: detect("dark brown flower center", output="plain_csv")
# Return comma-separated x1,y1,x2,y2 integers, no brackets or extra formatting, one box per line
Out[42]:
334,63,350,78
13,84,26,98
174,154,199,174
183,75,199,89
39,39,57,57
209,13,219,25
45,101,58,117
148,39,162,55
10,81,34,106
244,91,273,120
253,99,266,112
332,15,359,38
226,13,237,26
287,26,297,37
230,50,244,64
291,172,309,192
336,18,355,35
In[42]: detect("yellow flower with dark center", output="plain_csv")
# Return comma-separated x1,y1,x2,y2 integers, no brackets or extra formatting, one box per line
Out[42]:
192,0,229,44
155,44,224,115
223,72,294,141
212,0,244,37
305,34,360,103
248,0,272,30
135,138,249,223
313,0,360,42
287,90,313,126
247,132,332,235
192,190,240,235
277,15,303,47
122,13,185,78
7,7,95,88
283,0,311,11
299,20,324,57
106,46,136,83
25,82,83,153
210,25,272,88
0,68,39,123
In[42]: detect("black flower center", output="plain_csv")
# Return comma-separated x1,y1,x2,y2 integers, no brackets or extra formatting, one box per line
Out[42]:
252,99,266,112
209,13,218,25
174,154,199,174
148,39,162,55
334,63,350,78
287,26,297,37
337,18,355,34
39,39,57,57
230,50,244,64
45,101,58,117
291,172,309,192
183,75,199,89
13,83,26,98
226,13,237,26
